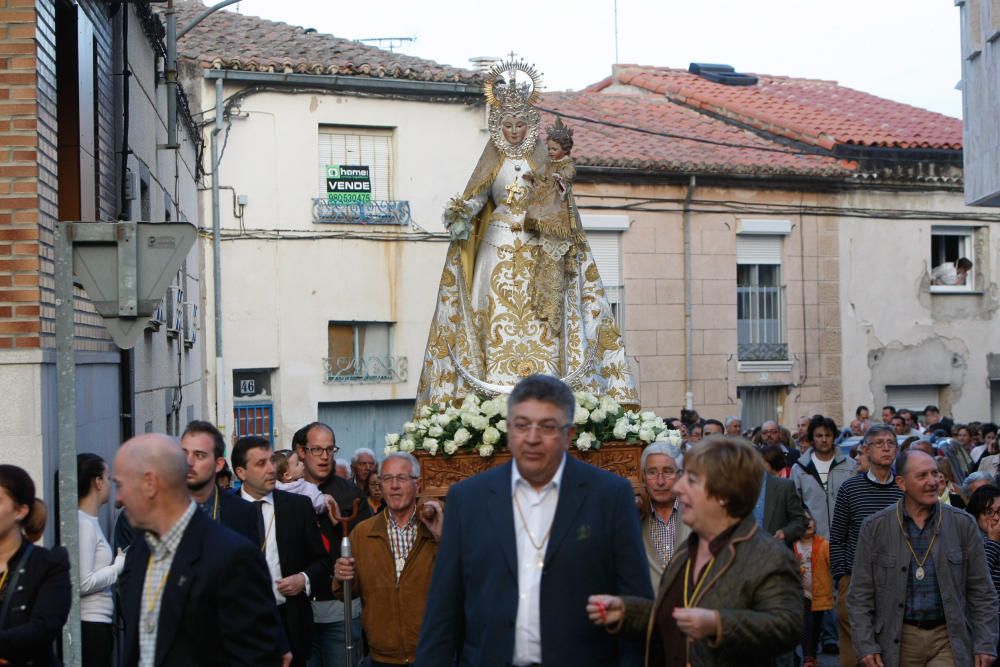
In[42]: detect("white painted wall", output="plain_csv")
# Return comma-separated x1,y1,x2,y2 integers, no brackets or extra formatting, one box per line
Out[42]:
196,82,485,443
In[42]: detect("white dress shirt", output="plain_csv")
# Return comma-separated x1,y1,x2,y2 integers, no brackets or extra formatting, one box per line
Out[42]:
511,454,566,666
242,489,286,604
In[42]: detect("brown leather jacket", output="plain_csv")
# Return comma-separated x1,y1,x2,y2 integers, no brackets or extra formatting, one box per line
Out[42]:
335,510,439,664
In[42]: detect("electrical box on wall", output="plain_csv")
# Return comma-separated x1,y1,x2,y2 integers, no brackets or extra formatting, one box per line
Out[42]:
183,302,198,347
165,285,184,336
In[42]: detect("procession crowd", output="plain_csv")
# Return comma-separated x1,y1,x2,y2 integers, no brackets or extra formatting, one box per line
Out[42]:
1,375,999,667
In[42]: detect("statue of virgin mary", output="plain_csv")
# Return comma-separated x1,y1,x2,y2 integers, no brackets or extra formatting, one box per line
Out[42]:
414,58,639,411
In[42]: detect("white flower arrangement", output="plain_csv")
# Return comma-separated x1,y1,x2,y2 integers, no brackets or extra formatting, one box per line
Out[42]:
385,393,682,458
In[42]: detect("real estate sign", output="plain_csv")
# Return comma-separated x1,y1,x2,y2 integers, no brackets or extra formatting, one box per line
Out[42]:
326,164,372,204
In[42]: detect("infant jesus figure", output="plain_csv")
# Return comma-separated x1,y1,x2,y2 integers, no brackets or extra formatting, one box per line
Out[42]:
523,117,586,331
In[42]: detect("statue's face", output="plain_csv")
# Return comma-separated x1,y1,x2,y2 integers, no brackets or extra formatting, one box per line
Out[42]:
501,115,528,145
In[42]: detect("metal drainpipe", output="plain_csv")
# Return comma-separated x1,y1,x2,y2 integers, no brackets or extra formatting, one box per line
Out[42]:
683,175,696,410
165,1,177,149
212,77,225,428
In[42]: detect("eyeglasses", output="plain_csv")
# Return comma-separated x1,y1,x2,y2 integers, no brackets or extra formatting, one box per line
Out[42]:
867,439,897,450
644,468,678,479
306,446,340,457
510,421,570,438
379,474,417,485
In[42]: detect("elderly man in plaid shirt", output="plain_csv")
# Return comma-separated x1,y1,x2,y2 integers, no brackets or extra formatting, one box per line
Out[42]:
639,442,690,589
334,452,443,666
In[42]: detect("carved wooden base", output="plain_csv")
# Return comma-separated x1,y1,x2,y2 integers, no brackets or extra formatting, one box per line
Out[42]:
416,441,644,499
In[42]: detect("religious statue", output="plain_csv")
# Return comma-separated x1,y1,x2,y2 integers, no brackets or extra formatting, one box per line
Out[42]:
414,57,639,411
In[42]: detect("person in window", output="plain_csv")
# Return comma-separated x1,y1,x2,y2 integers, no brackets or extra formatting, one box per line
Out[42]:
0,464,71,667
931,256,972,285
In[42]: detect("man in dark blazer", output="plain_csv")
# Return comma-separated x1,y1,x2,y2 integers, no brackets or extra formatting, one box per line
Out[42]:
233,436,331,667
761,466,809,547
416,375,653,667
114,434,284,667
181,420,260,542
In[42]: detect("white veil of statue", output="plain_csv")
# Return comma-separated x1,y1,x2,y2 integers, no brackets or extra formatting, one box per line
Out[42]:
414,57,640,412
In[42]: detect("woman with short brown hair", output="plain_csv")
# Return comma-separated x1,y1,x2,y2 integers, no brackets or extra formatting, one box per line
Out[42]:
588,436,802,666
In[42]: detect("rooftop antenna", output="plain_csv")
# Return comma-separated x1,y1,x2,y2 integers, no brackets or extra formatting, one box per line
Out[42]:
357,36,416,52
469,56,502,72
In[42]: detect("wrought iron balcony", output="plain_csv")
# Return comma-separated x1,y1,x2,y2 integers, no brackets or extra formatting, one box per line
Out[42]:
312,199,412,225
323,355,408,383
738,342,789,362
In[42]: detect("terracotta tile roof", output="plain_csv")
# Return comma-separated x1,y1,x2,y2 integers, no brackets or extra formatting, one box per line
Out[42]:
539,92,852,178
171,1,480,84
614,66,962,150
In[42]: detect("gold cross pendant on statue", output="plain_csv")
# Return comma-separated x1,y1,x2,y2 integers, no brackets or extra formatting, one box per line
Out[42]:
505,181,525,207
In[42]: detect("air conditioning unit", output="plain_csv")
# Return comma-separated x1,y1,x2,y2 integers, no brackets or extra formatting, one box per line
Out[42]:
165,286,184,336
145,299,165,332
183,303,198,347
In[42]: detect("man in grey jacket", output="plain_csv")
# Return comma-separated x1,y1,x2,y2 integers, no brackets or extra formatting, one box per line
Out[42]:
790,416,856,539
848,449,998,667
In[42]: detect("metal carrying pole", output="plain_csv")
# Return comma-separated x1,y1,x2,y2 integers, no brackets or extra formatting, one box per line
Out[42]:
335,499,361,667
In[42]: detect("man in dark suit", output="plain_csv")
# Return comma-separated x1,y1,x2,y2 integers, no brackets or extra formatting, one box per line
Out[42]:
233,436,331,667
415,375,653,667
761,420,801,468
113,433,284,667
758,448,809,547
181,420,259,542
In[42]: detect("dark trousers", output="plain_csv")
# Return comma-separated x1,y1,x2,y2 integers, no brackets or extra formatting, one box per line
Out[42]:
801,599,824,659
82,621,114,667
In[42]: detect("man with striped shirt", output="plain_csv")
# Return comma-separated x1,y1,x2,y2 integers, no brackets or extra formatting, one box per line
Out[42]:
830,424,903,667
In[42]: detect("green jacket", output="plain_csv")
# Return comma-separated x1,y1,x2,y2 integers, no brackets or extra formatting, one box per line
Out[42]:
619,514,802,667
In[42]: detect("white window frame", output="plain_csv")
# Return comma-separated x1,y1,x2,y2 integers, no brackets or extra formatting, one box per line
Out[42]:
929,226,976,293
582,214,628,331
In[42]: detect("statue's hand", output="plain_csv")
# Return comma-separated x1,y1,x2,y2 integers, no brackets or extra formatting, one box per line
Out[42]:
443,196,474,240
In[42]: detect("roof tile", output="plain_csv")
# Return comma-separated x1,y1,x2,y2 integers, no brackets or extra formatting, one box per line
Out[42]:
171,0,480,84
614,66,961,150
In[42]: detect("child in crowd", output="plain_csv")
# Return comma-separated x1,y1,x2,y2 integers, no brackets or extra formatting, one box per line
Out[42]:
273,449,333,514
794,514,833,667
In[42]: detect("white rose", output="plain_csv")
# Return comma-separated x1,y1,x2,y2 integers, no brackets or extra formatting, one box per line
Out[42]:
428,424,444,438
480,399,499,418
443,440,458,455
613,419,629,440
403,421,417,434
599,396,619,414
461,393,480,410
454,428,471,445
583,393,599,410
499,400,508,418
383,444,399,456
655,430,672,442
460,411,477,426
590,408,606,424
668,433,683,447
419,405,433,418
574,406,590,425
385,433,400,446
399,437,416,453
641,411,657,421
638,428,655,443
479,444,494,457
436,413,453,427
496,419,507,433
469,415,489,431
576,432,596,451
422,437,439,456
482,426,501,446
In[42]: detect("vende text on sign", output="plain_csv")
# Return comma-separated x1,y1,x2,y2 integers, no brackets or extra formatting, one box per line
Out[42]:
326,164,372,204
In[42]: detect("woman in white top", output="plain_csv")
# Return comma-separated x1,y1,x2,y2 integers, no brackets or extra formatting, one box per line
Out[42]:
77,453,124,667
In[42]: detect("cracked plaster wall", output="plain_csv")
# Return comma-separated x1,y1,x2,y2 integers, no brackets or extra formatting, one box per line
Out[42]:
838,190,1000,421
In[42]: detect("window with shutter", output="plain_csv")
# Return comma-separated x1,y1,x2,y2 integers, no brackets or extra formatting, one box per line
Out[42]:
317,127,393,200
736,235,786,361
585,230,624,328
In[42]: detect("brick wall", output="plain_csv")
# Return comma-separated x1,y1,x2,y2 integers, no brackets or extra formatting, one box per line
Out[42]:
0,0,43,349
